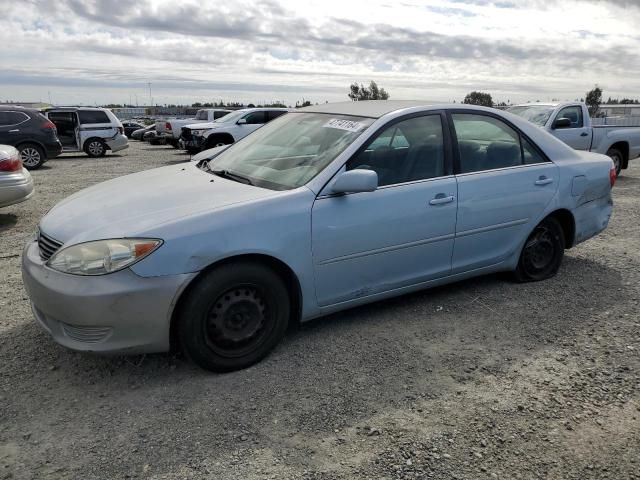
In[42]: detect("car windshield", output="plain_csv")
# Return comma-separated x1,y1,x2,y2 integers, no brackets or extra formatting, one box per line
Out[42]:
507,105,555,126
207,112,375,190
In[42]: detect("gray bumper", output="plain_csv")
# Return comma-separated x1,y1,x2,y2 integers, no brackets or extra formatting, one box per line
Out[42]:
106,134,129,153
0,169,34,208
21,240,196,354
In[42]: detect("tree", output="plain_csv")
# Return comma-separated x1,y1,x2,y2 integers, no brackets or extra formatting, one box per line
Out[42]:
348,81,390,101
462,91,493,107
585,86,602,117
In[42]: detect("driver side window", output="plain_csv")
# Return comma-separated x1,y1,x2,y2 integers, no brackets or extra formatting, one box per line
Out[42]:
556,106,583,128
346,115,445,187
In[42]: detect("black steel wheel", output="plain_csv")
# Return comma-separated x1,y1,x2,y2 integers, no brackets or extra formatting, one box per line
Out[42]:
178,262,290,372
514,217,565,282
606,148,623,177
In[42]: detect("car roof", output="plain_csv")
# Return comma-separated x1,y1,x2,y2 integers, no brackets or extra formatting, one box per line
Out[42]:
298,101,504,119
0,105,38,113
44,106,110,112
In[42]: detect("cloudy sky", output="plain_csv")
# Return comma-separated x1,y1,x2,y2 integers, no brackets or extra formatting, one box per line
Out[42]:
2,0,639,106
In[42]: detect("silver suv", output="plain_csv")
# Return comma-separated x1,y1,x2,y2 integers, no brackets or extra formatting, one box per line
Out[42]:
44,107,129,157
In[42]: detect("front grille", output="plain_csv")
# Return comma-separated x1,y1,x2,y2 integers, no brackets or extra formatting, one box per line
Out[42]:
38,230,63,261
61,323,112,343
180,127,192,140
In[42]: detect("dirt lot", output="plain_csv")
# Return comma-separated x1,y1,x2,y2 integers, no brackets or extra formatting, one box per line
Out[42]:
1,141,639,479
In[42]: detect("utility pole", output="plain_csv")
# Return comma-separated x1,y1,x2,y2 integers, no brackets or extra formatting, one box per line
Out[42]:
148,82,152,106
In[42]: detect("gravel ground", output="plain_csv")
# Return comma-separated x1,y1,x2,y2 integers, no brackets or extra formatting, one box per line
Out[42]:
1,141,639,480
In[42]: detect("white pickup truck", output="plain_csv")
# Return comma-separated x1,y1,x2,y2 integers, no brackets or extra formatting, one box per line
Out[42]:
507,102,640,175
155,109,231,147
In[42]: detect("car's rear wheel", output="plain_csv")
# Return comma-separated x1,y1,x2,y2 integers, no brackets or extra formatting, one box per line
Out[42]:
17,143,45,170
84,138,107,157
606,148,623,177
513,217,565,282
178,262,290,372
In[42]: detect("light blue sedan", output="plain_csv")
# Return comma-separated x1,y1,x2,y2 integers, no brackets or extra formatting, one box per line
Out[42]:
22,101,615,372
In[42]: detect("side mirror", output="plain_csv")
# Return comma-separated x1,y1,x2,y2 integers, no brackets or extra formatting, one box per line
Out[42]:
553,117,572,129
237,118,247,125
332,169,378,194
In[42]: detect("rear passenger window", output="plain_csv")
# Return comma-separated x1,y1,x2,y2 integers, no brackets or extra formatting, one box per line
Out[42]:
452,114,546,173
0,111,29,126
347,115,445,187
522,137,545,164
266,111,287,121
243,112,266,124
78,110,110,124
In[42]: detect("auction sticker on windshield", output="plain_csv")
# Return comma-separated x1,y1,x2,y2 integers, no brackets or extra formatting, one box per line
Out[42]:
323,118,367,132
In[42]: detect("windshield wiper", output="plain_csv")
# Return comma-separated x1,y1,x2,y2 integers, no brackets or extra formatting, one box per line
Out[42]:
211,169,253,185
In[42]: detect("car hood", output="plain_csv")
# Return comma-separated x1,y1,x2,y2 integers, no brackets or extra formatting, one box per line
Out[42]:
184,121,229,130
39,163,278,245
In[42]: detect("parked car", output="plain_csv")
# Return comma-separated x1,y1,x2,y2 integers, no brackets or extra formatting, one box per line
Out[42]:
156,109,231,147
507,102,640,175
146,129,166,145
0,106,62,169
0,145,34,208
131,125,154,141
122,121,145,138
179,108,289,153
43,107,129,157
23,101,614,372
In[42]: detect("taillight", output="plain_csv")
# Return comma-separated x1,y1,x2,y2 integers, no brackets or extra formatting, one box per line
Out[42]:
42,120,56,131
118,126,124,134
165,121,172,131
0,151,22,172
610,167,617,187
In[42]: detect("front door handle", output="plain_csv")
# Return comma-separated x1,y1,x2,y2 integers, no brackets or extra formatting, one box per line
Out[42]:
580,132,589,137
535,176,553,186
429,194,455,205
8,129,19,133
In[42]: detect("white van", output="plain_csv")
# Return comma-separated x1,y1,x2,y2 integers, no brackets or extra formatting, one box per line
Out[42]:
44,107,129,157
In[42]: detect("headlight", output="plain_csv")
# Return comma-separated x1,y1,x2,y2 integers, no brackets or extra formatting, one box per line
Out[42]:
47,238,162,276
190,130,206,137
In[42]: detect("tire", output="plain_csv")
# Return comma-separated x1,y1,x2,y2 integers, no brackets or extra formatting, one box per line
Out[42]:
513,217,565,282
178,262,290,372
206,135,232,149
17,143,45,170
606,148,623,177
84,138,107,157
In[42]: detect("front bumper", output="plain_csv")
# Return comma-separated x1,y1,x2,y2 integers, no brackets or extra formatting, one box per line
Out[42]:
105,134,129,153
0,169,34,208
21,240,196,354
178,136,203,151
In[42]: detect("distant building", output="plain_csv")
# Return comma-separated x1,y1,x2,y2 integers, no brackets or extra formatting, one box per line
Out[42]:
110,107,148,119
598,104,640,117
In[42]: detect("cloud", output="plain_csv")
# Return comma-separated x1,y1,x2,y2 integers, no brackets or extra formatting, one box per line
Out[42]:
1,0,639,105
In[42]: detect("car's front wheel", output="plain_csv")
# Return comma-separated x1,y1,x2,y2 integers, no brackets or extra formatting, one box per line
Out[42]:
17,143,45,170
84,138,107,157
513,217,565,282
178,262,290,372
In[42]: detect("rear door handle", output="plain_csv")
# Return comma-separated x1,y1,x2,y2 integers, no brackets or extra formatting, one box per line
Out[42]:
535,176,553,186
580,132,589,137
429,194,455,205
